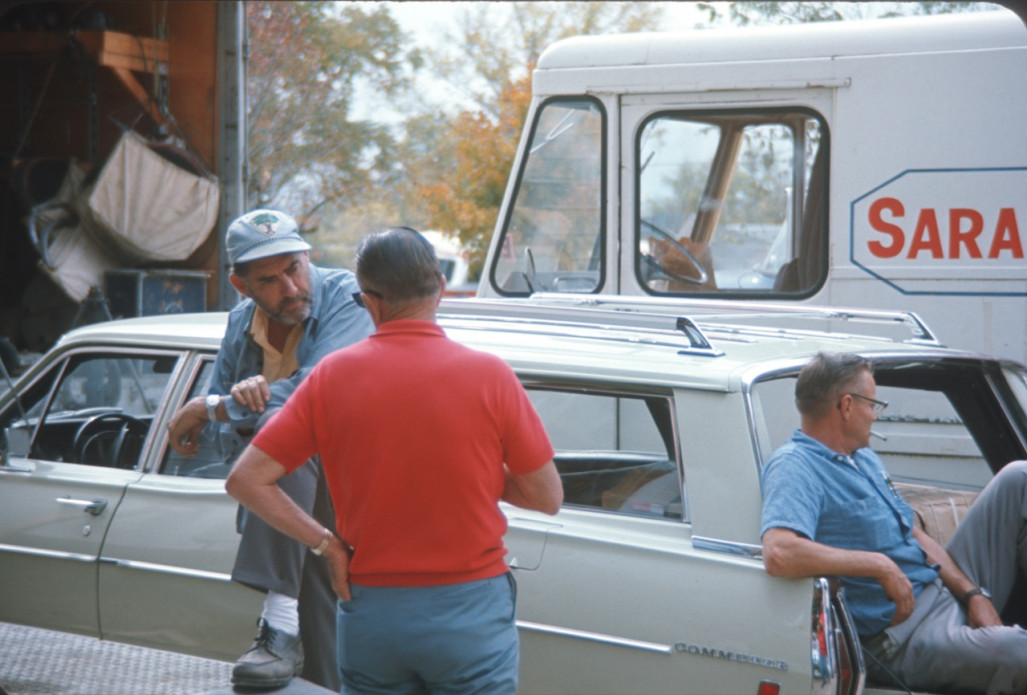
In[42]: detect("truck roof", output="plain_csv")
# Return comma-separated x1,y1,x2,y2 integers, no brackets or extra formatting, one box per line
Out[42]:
534,10,1025,94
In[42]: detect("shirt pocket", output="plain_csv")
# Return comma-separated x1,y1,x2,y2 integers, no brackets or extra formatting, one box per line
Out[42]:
816,496,900,551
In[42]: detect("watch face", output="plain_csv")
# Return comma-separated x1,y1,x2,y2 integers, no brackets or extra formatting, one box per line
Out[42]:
206,394,220,420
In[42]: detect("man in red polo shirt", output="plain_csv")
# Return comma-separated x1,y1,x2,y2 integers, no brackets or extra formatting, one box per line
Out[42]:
227,226,563,694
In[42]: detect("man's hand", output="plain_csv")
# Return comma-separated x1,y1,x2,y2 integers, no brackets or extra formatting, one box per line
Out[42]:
231,375,272,414
909,527,1002,630
876,559,916,626
323,539,353,601
966,593,1003,629
167,397,208,456
763,527,918,626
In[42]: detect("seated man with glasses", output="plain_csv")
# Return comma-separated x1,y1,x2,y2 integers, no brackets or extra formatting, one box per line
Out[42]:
760,351,1027,695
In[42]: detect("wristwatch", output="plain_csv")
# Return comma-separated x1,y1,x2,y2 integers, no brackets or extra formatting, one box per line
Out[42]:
962,586,991,604
205,394,221,422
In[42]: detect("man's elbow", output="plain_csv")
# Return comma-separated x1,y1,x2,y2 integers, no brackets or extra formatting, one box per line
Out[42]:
762,546,789,577
760,533,793,577
538,488,563,516
224,469,244,501
225,466,257,505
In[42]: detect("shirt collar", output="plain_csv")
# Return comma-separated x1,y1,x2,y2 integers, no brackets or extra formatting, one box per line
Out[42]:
373,319,446,338
791,429,861,469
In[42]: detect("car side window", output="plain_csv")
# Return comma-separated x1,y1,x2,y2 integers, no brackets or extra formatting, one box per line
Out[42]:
1,351,178,469
160,359,234,479
526,387,682,520
751,368,995,490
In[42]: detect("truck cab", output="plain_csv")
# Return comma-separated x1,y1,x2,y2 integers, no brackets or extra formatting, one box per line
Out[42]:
480,10,1027,362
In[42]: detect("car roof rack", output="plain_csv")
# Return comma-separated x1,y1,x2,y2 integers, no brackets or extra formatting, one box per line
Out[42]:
441,297,724,357
439,293,943,355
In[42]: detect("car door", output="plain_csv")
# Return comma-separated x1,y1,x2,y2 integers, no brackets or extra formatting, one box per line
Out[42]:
0,347,179,636
97,354,261,660
509,383,813,694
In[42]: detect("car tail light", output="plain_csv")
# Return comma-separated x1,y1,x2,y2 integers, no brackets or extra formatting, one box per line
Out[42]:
810,578,866,695
757,680,781,695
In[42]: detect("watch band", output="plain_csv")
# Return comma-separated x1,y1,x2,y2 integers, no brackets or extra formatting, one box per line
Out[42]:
311,528,334,556
962,586,990,604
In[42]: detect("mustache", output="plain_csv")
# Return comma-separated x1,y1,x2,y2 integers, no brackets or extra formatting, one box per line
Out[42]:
278,292,312,311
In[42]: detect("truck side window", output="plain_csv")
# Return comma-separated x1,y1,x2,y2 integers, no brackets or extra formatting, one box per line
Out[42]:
490,97,605,296
637,109,827,298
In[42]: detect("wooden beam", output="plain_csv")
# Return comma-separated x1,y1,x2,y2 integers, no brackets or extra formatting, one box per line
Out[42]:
78,30,168,74
0,30,168,75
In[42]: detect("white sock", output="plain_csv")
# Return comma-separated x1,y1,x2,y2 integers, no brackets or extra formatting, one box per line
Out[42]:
261,592,299,636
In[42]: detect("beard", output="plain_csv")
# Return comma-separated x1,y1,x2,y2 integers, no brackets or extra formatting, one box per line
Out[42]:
264,292,312,325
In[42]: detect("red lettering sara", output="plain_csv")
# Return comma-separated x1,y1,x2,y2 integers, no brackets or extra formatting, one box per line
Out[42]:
867,197,1024,260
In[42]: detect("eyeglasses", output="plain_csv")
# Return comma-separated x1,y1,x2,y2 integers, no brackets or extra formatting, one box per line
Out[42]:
847,392,888,414
351,289,384,308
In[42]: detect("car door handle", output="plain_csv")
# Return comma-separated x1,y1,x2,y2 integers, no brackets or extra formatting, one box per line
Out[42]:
56,497,108,516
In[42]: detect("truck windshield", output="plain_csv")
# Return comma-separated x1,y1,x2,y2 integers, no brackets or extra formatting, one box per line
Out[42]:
637,109,827,298
490,97,604,295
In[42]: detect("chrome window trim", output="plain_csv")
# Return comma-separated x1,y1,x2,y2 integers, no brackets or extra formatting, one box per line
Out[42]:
692,535,763,559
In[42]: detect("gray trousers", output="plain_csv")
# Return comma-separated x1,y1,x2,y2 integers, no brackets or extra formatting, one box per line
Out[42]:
864,460,1027,695
232,457,340,692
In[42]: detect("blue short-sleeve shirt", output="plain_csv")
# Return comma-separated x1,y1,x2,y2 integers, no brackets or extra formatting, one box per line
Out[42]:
760,430,939,636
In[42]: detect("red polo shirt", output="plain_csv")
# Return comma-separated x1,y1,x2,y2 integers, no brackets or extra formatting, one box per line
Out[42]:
253,319,554,586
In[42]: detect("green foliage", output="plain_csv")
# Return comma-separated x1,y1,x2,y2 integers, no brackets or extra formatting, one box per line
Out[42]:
246,1,419,233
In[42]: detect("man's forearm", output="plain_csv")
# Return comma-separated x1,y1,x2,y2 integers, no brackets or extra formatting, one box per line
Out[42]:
913,527,975,597
502,461,563,515
225,445,330,550
762,527,895,579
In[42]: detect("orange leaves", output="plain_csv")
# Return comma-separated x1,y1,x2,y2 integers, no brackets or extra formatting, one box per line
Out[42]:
416,73,532,276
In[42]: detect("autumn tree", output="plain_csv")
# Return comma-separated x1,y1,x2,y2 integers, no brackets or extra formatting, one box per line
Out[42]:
246,2,420,233
405,2,666,278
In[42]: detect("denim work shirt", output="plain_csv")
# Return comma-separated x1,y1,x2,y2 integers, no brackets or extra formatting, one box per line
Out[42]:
209,263,374,463
760,430,940,636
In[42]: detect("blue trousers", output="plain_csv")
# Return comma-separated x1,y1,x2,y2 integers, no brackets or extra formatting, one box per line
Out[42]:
336,573,519,695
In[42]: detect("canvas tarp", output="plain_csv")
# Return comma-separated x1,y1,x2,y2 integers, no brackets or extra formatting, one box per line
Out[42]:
29,161,119,303
78,131,219,263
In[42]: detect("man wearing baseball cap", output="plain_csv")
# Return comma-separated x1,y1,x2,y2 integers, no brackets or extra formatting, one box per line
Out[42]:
168,209,373,690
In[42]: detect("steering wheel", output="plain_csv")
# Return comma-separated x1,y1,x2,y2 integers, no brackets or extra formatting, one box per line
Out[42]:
73,412,148,469
640,220,710,285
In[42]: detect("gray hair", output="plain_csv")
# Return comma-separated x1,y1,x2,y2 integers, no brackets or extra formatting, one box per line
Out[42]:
355,227,443,304
795,352,873,417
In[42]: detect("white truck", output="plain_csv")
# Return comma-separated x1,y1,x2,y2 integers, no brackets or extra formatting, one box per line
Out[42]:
479,9,1027,363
